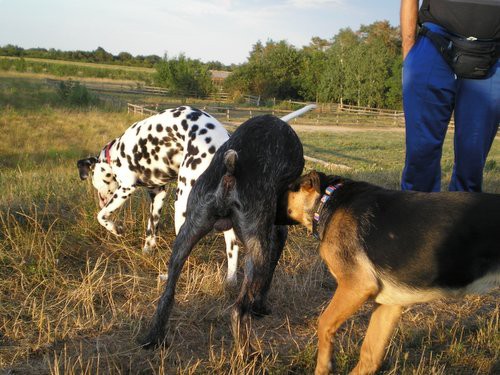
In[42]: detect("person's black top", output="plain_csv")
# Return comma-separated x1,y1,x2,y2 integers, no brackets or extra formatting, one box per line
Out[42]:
419,0,500,39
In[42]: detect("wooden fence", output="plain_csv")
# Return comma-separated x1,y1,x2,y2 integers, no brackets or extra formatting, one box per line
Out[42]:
127,103,161,116
127,103,360,170
270,101,458,128
126,103,318,123
126,103,351,170
46,78,170,96
46,78,456,128
127,102,407,127
207,92,260,105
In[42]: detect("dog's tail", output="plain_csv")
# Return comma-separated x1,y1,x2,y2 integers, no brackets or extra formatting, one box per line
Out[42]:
213,150,238,232
280,104,317,123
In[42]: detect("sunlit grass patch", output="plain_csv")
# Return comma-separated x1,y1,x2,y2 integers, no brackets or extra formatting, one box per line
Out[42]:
0,75,498,374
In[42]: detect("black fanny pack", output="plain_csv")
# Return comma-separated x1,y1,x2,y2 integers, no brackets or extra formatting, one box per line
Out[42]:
419,25,500,79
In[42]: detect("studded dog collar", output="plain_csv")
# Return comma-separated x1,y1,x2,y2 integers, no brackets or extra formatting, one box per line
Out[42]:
312,183,343,240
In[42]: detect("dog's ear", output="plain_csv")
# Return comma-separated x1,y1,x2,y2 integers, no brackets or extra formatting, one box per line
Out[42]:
77,157,98,180
300,171,321,193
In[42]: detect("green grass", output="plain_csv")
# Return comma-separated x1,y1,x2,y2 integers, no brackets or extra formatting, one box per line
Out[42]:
298,128,500,193
0,56,155,73
0,57,154,84
0,74,498,374
0,75,62,110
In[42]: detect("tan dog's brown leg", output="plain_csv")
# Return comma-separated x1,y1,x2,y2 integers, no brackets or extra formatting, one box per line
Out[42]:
350,304,403,375
315,284,372,375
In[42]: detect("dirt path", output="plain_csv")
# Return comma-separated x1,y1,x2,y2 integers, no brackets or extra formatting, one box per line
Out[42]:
224,120,405,133
290,123,405,133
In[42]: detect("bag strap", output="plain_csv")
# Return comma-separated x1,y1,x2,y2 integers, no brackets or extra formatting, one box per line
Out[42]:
419,26,454,61
420,25,500,57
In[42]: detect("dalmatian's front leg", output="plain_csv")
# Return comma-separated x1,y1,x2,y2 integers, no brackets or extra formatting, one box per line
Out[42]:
97,185,137,236
143,187,168,254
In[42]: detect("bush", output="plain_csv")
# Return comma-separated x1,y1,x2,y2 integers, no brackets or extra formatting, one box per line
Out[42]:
14,58,27,72
155,54,214,97
231,90,246,104
0,59,14,71
56,81,100,107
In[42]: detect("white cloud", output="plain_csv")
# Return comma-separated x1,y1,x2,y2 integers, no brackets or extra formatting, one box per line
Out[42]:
287,0,344,9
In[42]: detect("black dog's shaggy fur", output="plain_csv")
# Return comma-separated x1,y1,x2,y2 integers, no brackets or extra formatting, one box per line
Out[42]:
140,114,304,347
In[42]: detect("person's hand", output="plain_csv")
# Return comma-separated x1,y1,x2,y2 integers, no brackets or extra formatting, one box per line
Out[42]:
402,40,415,60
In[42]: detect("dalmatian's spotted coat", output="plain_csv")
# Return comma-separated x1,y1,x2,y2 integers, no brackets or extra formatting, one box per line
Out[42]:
77,106,239,284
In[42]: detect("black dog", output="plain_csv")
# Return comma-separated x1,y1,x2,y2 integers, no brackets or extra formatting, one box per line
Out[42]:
286,171,500,374
140,113,306,348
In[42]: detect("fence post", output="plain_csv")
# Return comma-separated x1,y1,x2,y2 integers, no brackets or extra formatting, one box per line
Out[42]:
226,109,230,121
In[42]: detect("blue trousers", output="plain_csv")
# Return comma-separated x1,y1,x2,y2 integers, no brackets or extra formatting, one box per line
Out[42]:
402,22,500,192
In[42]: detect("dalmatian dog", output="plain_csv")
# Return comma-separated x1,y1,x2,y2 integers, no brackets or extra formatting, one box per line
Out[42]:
77,106,240,284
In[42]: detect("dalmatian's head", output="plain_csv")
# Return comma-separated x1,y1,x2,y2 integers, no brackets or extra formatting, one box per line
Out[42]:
77,157,118,208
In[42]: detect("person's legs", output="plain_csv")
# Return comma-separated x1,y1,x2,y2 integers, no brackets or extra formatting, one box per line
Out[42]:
401,26,457,192
449,61,500,192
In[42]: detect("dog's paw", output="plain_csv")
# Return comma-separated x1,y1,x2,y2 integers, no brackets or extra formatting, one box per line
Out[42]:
104,222,124,236
158,273,168,282
137,332,168,350
138,337,159,350
143,244,154,254
143,238,157,254
114,224,124,236
314,358,334,375
314,366,331,375
225,274,238,289
251,303,272,318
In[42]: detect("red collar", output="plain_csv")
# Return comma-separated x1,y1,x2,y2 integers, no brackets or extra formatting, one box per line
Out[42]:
104,140,115,164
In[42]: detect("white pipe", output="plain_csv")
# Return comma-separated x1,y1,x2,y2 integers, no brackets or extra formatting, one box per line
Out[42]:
280,104,317,122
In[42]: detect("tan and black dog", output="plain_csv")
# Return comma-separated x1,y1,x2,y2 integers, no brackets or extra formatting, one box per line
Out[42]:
285,171,500,375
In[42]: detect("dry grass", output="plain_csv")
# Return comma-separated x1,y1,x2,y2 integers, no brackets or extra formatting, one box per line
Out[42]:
0,76,499,374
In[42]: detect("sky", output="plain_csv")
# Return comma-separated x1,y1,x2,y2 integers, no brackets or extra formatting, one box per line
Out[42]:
0,0,400,65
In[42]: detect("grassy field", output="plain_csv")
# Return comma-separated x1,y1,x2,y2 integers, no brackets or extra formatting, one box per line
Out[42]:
0,75,498,374
0,56,155,73
0,57,154,84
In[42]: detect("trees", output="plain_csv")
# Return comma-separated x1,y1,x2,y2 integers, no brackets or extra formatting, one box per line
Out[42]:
224,40,302,99
117,52,133,65
224,21,403,109
297,38,330,102
0,45,163,68
92,47,114,63
314,22,401,108
155,53,214,97
0,44,24,57
0,20,403,108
